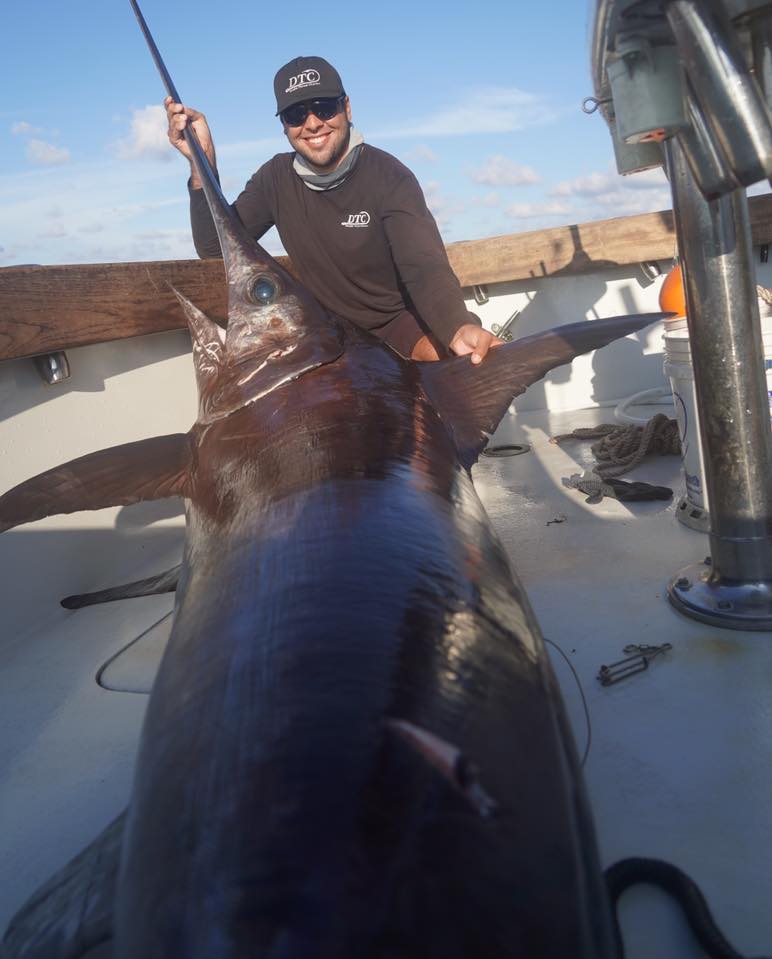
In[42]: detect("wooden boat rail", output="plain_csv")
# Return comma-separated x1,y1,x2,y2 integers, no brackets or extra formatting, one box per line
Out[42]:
1,193,771,363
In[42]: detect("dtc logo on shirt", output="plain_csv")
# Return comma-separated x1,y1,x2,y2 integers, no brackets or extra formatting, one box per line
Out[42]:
341,211,371,228
285,70,321,93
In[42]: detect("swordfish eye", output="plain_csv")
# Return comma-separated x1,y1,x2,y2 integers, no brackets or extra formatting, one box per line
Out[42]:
249,274,278,306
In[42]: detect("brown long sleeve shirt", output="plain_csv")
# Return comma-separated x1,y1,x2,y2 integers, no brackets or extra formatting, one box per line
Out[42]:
190,145,479,348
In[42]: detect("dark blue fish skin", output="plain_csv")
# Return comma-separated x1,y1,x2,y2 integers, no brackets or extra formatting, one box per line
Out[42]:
114,328,616,958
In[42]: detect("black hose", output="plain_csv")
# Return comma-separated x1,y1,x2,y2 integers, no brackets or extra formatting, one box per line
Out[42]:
605,857,770,959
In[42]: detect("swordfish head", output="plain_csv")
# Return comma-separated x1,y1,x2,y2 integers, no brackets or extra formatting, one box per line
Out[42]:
171,119,343,423
126,0,342,422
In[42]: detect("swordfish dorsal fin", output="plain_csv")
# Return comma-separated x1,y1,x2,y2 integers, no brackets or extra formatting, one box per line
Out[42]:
170,287,225,407
420,313,670,469
0,434,192,534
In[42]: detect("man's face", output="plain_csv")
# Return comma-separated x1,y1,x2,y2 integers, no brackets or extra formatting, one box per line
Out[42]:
282,97,353,173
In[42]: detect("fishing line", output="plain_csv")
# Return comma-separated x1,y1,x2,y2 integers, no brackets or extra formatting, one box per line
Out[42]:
95,610,173,695
544,637,592,767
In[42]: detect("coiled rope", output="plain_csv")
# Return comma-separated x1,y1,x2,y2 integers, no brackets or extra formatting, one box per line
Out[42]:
551,412,680,479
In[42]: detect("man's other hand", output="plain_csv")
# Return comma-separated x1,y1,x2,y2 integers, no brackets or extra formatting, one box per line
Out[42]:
164,97,216,181
449,324,504,364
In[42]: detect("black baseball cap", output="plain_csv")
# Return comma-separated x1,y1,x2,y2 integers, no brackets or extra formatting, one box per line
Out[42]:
274,56,345,116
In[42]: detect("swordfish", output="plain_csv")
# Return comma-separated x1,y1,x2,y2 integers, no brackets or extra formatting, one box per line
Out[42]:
0,5,670,956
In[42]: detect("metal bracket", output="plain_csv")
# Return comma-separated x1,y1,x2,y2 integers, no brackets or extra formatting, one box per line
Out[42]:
491,309,521,342
597,643,672,686
472,285,489,306
33,351,71,384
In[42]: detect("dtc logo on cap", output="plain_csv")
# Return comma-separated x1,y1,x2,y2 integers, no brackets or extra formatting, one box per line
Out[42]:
341,212,371,228
285,70,321,93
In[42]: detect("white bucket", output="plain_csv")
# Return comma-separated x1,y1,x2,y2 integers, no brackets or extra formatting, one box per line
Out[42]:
663,319,772,512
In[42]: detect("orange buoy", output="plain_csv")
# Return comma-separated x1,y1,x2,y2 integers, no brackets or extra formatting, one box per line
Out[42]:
659,263,686,317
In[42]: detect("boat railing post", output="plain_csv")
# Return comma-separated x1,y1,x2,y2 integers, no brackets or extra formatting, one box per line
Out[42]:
664,139,772,630
591,0,772,629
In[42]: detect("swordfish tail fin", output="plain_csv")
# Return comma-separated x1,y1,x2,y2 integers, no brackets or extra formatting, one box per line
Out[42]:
421,312,671,468
0,434,192,533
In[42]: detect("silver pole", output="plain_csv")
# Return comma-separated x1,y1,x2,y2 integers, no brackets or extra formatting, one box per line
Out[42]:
666,0,772,188
665,138,772,629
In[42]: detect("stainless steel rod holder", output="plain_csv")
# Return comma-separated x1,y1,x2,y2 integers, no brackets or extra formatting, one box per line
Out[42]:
665,139,772,630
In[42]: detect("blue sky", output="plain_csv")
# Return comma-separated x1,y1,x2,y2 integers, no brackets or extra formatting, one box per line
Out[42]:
1,0,680,267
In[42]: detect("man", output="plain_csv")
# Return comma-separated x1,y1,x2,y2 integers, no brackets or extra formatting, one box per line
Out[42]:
166,56,501,363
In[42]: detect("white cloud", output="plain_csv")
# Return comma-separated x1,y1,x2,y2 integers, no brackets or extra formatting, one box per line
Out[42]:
505,199,573,219
38,222,66,238
552,166,667,198
374,87,554,139
470,155,540,187
587,188,672,216
404,144,440,164
80,228,198,264
26,139,70,165
103,197,184,222
12,121,42,136
480,192,501,207
551,171,611,197
220,174,243,193
422,179,464,233
110,105,171,161
217,137,287,160
0,153,195,267
622,167,669,189
548,166,671,219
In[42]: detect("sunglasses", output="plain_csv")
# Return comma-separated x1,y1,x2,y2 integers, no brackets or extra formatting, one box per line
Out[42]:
280,96,345,127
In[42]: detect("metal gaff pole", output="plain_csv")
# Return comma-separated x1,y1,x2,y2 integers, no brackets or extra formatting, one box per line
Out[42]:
665,138,772,630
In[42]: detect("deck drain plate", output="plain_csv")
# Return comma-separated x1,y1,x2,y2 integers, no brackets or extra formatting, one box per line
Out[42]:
482,443,531,457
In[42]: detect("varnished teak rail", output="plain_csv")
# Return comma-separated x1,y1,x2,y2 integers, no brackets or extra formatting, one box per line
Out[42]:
1,194,771,362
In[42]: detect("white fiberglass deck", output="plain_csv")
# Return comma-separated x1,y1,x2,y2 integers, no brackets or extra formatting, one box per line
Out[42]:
477,406,772,959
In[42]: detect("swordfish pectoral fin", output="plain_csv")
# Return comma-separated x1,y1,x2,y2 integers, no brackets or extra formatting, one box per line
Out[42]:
420,312,672,468
0,433,192,534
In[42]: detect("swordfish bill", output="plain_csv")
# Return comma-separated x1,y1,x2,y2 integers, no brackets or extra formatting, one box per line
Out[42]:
0,3,675,955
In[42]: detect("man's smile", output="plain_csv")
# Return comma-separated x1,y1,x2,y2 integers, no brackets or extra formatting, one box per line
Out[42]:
304,132,332,148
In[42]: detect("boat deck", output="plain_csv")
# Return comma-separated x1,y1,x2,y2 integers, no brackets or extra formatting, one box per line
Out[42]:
478,406,772,958
2,390,770,956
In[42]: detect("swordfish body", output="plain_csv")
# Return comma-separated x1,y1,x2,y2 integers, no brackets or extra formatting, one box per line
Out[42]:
116,327,619,959
2,318,639,959
0,5,672,954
